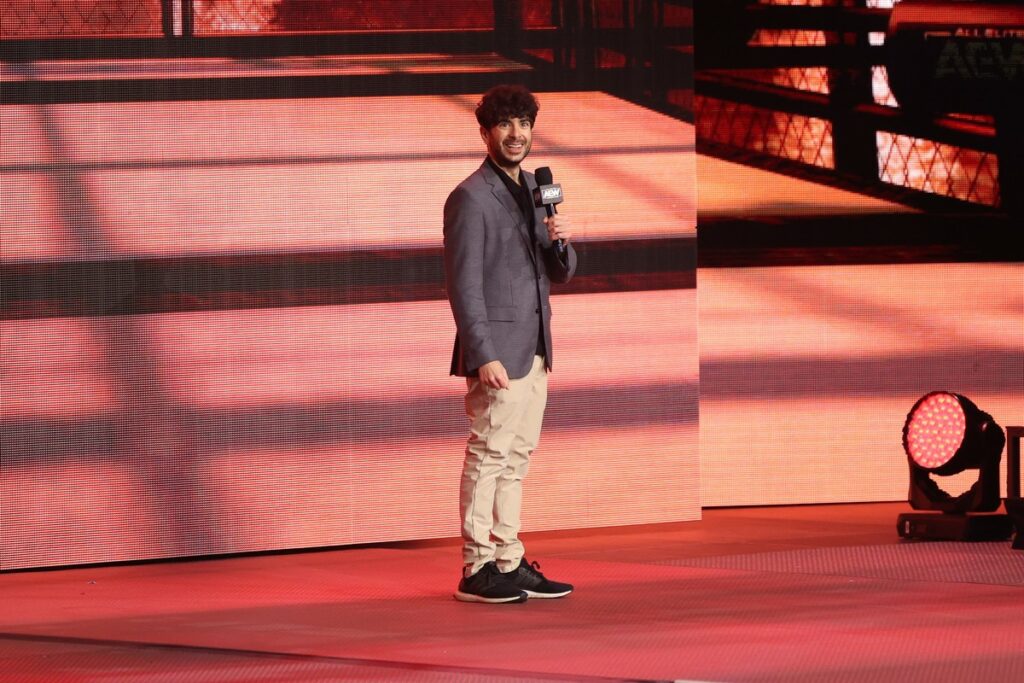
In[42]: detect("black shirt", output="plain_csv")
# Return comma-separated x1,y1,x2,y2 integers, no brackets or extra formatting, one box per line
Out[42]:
487,156,536,231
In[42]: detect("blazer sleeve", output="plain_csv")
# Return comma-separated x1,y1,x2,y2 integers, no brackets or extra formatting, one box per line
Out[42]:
443,186,497,373
543,241,577,284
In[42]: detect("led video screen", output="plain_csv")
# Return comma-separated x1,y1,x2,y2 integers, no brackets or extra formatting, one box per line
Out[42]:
1,2,698,570
695,0,1024,507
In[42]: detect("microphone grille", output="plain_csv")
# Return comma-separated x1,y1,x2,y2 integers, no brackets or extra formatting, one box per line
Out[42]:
535,166,553,185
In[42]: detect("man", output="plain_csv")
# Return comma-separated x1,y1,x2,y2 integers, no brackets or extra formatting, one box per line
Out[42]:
443,84,578,604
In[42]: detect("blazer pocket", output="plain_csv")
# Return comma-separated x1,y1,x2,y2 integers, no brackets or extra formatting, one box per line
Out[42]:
486,306,517,321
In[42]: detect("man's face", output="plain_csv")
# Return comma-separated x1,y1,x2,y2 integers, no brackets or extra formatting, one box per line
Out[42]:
480,116,533,171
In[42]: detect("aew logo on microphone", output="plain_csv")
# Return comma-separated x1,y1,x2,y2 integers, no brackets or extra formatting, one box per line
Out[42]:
533,184,563,206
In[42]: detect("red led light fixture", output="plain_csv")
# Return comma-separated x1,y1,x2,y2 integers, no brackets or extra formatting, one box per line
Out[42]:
903,391,1004,483
898,392,1011,541
904,391,968,472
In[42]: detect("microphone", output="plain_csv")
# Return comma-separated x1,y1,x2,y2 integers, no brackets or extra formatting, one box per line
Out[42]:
532,166,566,254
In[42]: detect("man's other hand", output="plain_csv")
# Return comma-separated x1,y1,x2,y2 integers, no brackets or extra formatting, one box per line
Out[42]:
478,360,510,390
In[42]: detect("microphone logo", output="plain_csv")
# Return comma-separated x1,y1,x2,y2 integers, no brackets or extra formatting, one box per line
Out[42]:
533,166,563,208
533,166,567,254
540,186,563,201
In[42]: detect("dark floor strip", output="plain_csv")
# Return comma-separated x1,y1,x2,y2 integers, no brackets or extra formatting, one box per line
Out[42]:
0,71,538,104
0,238,697,320
5,211,1019,320
0,633,666,683
698,213,1022,267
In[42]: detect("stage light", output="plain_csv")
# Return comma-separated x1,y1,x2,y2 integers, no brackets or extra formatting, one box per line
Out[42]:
897,391,1013,541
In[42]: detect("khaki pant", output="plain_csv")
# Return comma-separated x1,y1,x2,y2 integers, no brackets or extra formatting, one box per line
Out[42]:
460,355,548,575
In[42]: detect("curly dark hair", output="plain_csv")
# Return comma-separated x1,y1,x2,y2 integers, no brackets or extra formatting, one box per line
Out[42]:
475,84,539,129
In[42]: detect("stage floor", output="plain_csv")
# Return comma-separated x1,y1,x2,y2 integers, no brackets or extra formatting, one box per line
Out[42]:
3,503,1023,682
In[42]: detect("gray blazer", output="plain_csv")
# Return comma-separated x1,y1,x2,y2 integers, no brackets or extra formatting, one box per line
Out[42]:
444,161,578,379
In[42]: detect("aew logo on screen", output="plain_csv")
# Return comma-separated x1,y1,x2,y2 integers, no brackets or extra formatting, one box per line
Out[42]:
928,29,1024,81
888,0,1024,113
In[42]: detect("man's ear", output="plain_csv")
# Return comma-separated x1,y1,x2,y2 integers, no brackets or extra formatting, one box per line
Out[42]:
479,125,489,143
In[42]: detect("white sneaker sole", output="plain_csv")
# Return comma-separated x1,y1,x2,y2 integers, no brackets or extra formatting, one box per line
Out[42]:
454,590,528,604
524,588,573,598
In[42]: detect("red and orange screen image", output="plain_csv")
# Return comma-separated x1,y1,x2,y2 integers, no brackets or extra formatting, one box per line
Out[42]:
3,0,1023,572
1,91,698,570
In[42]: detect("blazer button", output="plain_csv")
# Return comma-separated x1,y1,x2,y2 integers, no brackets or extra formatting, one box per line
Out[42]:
535,308,540,313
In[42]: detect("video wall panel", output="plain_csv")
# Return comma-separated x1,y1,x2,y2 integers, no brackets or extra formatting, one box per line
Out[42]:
1,91,698,570
698,259,1024,507
6,0,1021,572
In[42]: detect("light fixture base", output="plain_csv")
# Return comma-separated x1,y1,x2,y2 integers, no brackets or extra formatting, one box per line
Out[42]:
1004,498,1024,550
897,512,1013,542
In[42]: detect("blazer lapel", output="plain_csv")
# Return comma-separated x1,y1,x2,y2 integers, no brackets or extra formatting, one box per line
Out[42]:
484,164,538,266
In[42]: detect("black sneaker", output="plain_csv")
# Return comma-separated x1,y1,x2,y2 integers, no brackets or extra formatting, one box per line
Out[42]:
506,557,573,598
454,561,528,604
